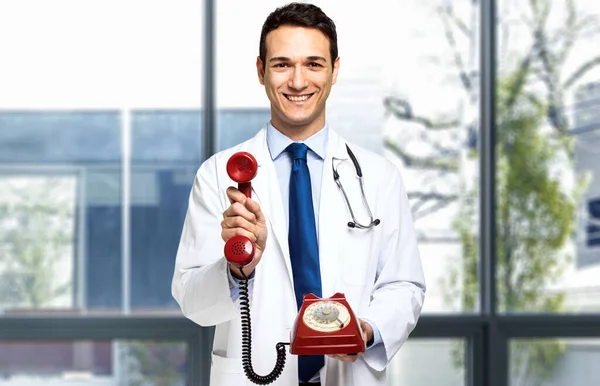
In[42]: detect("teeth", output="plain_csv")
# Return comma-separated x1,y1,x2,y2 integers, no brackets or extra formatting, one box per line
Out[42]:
287,94,311,102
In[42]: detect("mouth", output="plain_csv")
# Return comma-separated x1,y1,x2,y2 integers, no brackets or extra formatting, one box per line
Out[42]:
284,93,315,103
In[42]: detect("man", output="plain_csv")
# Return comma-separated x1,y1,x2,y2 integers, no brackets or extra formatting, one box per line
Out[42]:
172,3,425,386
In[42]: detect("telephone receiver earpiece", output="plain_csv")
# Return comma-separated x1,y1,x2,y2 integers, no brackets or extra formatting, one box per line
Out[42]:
226,151,258,198
224,152,259,267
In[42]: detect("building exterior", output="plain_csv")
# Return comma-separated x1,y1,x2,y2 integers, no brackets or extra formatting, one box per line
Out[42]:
574,82,600,268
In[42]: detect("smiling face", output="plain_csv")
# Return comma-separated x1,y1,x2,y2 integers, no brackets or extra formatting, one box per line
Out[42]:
257,25,340,140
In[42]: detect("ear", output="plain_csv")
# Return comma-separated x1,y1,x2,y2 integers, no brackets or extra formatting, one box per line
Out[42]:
332,56,340,85
256,56,265,85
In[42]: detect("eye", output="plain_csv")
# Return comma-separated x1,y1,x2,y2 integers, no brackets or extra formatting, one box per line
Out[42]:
308,62,323,68
273,63,289,68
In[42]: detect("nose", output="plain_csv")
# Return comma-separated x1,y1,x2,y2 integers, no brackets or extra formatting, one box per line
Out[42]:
288,65,308,91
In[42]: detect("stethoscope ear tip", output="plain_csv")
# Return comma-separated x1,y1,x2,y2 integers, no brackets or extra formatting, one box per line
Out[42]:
347,222,356,228
374,219,381,226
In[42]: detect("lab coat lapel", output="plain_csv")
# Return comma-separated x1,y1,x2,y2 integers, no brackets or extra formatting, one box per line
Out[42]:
318,130,350,301
240,127,294,287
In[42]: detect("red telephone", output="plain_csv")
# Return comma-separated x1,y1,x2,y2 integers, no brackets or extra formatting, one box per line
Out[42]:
224,152,364,385
291,293,365,356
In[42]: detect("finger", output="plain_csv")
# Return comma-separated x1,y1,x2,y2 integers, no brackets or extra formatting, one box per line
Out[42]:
221,216,255,233
221,227,258,243
244,197,266,223
223,202,257,223
226,187,247,205
330,354,357,363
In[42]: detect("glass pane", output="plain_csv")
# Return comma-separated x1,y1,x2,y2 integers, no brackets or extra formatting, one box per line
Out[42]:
383,0,481,313
0,1,204,109
0,1,204,316
387,339,466,386
510,339,600,386
216,0,479,313
497,1,600,313
0,176,77,310
0,340,186,385
130,110,202,313
215,0,289,151
0,112,122,314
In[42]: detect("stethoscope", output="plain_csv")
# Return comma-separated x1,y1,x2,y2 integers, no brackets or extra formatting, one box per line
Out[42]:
332,144,381,229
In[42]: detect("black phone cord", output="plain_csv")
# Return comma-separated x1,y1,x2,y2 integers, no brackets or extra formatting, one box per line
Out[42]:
239,268,289,385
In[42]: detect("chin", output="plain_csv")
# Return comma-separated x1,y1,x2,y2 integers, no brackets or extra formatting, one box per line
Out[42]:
284,117,314,127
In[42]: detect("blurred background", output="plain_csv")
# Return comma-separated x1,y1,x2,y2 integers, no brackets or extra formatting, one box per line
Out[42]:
0,0,599,385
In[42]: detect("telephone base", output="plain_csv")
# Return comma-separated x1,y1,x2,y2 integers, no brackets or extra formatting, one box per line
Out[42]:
290,293,365,356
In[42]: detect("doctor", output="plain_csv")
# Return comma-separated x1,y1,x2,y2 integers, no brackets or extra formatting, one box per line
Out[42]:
172,3,425,386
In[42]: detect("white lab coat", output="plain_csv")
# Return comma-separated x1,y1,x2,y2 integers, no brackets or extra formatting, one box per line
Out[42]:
172,126,426,386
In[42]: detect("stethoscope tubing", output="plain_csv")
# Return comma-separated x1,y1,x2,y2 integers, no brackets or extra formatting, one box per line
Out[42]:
332,144,381,229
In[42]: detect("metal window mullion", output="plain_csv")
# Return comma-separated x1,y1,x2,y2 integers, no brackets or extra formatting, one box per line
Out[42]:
480,0,506,385
480,0,497,321
203,0,216,159
480,0,510,386
468,329,484,386
77,167,87,310
188,326,215,386
0,317,198,340
190,1,218,385
121,109,132,315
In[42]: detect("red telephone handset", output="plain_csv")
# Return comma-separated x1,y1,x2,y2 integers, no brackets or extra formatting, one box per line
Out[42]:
224,151,258,267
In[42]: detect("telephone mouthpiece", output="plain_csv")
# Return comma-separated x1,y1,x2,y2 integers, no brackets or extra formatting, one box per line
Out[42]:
224,235,255,267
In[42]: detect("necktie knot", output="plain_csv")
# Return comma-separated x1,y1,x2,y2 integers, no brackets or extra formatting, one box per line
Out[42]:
286,142,309,162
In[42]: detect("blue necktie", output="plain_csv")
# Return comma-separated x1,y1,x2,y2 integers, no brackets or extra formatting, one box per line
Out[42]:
286,143,324,383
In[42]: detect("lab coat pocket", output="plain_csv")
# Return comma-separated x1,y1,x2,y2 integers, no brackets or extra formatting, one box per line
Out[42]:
210,351,245,386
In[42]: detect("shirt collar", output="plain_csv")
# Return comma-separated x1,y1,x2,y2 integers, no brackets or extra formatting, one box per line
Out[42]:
266,121,328,161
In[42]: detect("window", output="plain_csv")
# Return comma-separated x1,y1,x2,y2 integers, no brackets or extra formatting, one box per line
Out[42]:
0,340,187,385
2,1,600,385
587,198,600,247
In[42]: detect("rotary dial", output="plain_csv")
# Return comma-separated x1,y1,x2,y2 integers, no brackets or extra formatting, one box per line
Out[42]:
302,301,351,332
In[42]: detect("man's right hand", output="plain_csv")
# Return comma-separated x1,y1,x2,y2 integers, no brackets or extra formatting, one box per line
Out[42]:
221,187,267,279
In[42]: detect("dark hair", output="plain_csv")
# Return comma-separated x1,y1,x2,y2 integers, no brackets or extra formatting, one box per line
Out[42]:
259,3,338,70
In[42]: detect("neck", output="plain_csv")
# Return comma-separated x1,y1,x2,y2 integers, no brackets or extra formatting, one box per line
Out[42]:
270,117,326,141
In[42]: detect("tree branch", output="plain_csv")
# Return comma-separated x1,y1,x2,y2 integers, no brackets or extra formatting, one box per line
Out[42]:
383,96,460,130
557,0,577,65
439,2,473,93
504,53,534,110
532,23,570,135
413,196,457,220
563,56,600,89
408,192,458,200
384,138,460,172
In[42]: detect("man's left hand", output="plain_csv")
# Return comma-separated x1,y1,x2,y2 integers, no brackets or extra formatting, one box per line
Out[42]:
326,319,373,363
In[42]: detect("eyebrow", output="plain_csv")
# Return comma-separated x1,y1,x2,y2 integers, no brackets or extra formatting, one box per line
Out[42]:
269,56,328,63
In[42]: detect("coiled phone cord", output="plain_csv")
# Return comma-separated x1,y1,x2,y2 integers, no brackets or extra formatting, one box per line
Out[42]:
238,268,289,385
